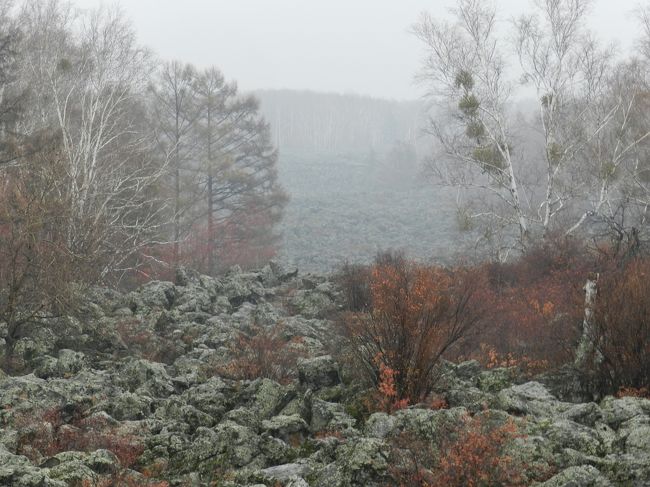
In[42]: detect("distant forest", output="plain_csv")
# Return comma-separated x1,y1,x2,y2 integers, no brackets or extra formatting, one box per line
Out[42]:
256,90,426,157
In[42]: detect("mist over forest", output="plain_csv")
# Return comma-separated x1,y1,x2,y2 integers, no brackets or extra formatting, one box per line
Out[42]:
254,90,468,271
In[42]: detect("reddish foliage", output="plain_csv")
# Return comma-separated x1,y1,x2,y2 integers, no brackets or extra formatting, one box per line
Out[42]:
342,252,487,404
592,257,650,394
467,237,589,371
206,323,306,384
82,475,169,487
388,414,543,487
479,344,550,376
314,430,346,441
15,405,145,469
432,415,527,487
134,206,281,282
615,387,650,399
371,360,410,413
429,396,449,410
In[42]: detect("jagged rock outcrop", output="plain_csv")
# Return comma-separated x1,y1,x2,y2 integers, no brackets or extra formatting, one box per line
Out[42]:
1,265,649,486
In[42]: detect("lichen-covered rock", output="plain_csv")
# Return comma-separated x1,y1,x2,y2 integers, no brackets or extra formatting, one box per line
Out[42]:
309,399,356,432
259,462,311,482
497,381,570,417
11,333,57,371
100,391,154,420
298,355,341,390
0,445,67,487
0,375,63,414
391,407,467,441
478,367,516,392
290,289,334,318
130,280,176,313
537,465,612,486
186,422,262,471
56,349,88,376
269,261,299,283
221,269,265,308
118,359,176,398
182,376,234,419
35,349,89,379
453,359,482,382
45,452,100,485
547,419,605,456
445,385,491,413
336,437,389,485
561,402,603,427
600,395,650,428
364,413,397,439
262,414,309,444
244,378,293,419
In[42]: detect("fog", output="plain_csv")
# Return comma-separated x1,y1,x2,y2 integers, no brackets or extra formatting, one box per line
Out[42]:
72,0,639,100
54,0,650,271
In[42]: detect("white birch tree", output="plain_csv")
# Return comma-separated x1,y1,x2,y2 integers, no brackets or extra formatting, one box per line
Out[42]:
17,0,168,281
415,0,650,256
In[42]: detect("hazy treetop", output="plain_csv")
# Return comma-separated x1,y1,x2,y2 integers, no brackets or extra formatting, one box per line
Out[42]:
72,0,639,100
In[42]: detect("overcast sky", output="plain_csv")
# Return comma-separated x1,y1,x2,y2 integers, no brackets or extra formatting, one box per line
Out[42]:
71,0,642,100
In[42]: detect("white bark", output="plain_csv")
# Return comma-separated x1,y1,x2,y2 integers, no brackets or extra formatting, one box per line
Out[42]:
575,275,601,369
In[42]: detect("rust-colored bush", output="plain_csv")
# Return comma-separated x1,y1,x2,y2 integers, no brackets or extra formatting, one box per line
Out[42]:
388,413,541,487
342,253,486,404
470,237,589,370
208,323,306,384
432,415,527,487
616,386,650,398
591,258,650,394
15,405,145,468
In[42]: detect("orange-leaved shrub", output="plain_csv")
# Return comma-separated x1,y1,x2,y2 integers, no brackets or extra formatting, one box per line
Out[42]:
591,257,650,394
341,252,487,405
207,323,306,384
14,405,145,468
469,237,589,371
388,413,546,487
432,415,527,487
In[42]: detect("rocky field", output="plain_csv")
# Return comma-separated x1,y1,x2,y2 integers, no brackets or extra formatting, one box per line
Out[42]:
276,153,473,272
0,265,649,486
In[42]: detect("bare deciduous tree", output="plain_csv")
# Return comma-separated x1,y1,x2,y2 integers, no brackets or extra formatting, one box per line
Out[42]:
413,0,528,257
414,0,650,257
18,1,168,281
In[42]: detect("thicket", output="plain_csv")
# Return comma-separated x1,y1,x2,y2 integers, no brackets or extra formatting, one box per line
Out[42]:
386,412,554,486
339,251,487,406
591,257,650,395
338,239,650,403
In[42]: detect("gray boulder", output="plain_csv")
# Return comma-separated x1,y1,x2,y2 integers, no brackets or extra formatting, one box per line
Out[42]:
262,414,309,444
260,462,311,482
538,465,612,486
600,396,650,428
118,359,175,398
298,355,341,390
497,381,570,417
336,437,389,485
